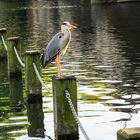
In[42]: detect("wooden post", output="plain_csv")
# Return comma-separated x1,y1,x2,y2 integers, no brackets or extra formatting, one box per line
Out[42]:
9,77,23,112
0,28,7,60
27,102,45,138
25,50,42,103
117,127,140,140
7,37,22,78
52,76,79,140
7,37,23,111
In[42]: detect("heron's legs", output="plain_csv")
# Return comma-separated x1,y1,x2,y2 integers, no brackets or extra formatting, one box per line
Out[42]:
56,55,62,77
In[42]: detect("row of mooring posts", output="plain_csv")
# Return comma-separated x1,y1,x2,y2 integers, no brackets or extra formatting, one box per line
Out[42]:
1,28,140,140
0,28,79,140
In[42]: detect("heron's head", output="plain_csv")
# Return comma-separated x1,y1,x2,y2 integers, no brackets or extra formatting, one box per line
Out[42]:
61,21,77,30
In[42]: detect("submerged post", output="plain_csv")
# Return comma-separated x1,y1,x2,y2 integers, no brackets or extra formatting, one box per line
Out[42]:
0,28,7,59
52,76,79,140
7,37,22,78
117,127,140,140
25,50,42,103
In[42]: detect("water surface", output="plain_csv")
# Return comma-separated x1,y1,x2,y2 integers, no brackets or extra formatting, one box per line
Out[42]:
0,1,140,140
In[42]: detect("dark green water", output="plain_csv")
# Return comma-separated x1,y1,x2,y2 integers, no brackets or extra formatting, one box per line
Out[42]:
0,1,140,140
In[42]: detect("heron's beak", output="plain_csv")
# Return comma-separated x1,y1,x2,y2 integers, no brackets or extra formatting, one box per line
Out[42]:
68,25,77,29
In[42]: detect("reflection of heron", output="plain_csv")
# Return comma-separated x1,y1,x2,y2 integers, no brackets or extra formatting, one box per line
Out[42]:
41,21,77,77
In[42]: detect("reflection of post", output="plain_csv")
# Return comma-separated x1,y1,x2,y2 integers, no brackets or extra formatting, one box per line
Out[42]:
9,77,23,111
0,28,7,60
27,102,45,138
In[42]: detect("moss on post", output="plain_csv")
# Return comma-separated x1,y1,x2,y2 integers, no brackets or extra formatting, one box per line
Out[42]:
7,37,24,111
7,37,22,78
25,50,42,103
0,28,7,60
27,103,45,138
9,77,23,112
52,76,79,140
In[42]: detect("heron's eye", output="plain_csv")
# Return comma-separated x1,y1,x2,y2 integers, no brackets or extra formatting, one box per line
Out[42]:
62,23,67,26
58,35,62,38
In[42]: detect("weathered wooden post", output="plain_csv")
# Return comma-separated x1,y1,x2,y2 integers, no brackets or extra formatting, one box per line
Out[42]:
117,127,140,140
0,28,7,59
25,50,42,103
7,37,22,78
52,76,79,140
9,77,23,111
27,102,45,138
7,37,24,110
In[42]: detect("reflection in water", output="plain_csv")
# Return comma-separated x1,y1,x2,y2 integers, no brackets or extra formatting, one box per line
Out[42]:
27,103,45,138
0,1,140,140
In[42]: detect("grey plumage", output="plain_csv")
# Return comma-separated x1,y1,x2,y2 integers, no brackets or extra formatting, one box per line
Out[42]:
41,29,70,67
40,21,77,76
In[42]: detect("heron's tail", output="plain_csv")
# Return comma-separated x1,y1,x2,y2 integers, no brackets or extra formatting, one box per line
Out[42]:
41,52,57,68
40,53,47,68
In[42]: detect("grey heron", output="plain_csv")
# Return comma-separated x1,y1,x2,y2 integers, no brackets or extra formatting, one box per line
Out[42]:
41,21,77,77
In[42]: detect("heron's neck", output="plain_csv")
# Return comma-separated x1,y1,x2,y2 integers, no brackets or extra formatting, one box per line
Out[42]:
66,29,71,46
62,28,71,42
67,29,71,40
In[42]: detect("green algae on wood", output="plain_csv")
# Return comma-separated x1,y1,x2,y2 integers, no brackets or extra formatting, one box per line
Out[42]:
52,76,79,140
25,50,42,103
7,37,22,78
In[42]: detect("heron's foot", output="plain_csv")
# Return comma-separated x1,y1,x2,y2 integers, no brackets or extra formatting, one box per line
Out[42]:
57,71,65,77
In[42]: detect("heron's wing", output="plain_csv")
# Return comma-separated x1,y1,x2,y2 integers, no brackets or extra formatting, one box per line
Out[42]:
41,32,69,67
